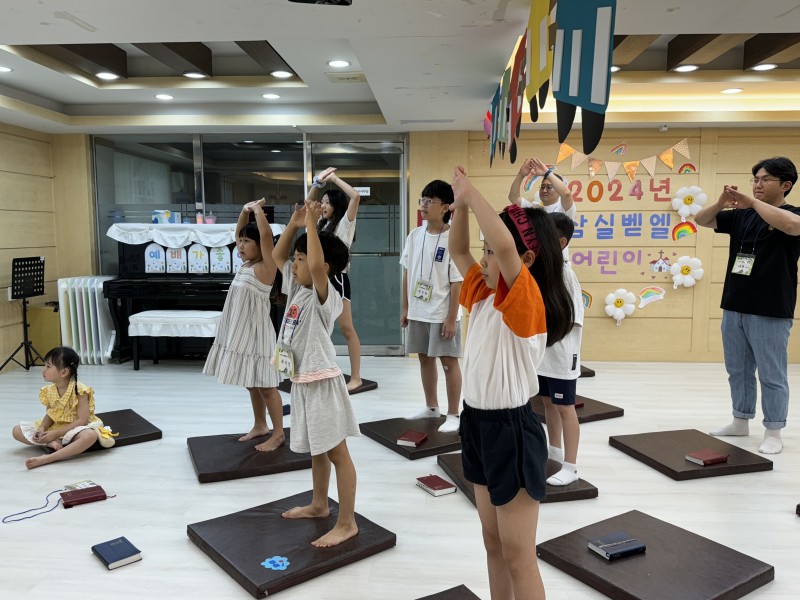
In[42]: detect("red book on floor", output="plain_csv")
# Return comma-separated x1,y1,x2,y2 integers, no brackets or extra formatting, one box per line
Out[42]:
416,474,457,496
397,430,428,447
575,401,585,409
60,485,107,508
685,448,729,466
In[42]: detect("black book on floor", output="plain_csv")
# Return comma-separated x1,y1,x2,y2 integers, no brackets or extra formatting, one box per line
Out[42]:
587,531,646,560
91,536,142,570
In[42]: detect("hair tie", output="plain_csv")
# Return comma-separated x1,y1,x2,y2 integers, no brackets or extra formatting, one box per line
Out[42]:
502,204,540,255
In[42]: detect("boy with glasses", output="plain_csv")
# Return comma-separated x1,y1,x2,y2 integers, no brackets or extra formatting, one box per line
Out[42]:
400,180,464,433
696,156,800,454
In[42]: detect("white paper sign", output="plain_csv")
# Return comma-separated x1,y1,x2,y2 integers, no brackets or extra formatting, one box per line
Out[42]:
188,243,209,274
166,247,187,273
209,246,232,273
232,248,244,272
144,243,166,273
354,186,370,196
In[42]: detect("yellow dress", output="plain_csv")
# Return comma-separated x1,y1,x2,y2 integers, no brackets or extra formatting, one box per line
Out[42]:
35,381,103,432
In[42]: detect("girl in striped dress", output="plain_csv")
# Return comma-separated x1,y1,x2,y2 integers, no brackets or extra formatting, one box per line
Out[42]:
203,199,284,452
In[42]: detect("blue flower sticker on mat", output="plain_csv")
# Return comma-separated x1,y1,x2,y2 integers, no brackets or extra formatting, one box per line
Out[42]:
261,556,290,571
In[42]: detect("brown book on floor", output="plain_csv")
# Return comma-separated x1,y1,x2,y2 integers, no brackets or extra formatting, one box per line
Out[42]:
60,485,107,508
685,448,729,466
397,430,428,447
416,474,457,497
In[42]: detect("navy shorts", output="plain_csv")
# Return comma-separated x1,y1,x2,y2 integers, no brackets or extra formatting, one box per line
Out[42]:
459,402,547,506
330,272,351,301
537,376,577,406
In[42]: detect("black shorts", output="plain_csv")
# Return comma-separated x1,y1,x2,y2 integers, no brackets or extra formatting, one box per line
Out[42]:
459,402,547,506
330,272,351,301
537,375,577,406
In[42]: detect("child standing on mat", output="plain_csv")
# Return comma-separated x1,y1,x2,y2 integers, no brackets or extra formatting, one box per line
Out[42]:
400,180,464,433
538,212,584,486
449,167,573,600
203,198,285,452
273,198,360,548
12,346,111,469
311,166,365,392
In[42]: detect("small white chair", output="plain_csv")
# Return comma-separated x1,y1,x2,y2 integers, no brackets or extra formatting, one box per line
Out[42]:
128,310,221,370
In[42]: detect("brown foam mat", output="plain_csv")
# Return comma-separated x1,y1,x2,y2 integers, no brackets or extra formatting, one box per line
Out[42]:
609,429,772,481
530,395,624,424
187,490,396,598
278,375,378,395
537,510,773,600
359,417,460,460
187,429,311,483
45,409,162,454
580,364,596,378
437,452,598,506
417,585,481,599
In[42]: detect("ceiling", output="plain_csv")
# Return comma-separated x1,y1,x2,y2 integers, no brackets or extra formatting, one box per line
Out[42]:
1,0,799,135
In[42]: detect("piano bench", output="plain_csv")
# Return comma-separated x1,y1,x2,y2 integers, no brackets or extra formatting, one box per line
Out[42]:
128,310,222,371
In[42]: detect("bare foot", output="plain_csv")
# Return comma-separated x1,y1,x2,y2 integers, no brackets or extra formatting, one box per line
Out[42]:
47,441,63,451
26,455,54,470
346,377,363,392
312,523,359,548
254,432,285,452
239,427,270,442
281,504,330,519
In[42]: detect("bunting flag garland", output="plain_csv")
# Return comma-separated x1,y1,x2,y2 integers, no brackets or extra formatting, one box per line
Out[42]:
588,158,604,179
605,161,622,180
657,148,674,170
623,160,639,182
571,151,588,171
672,137,691,159
640,155,658,178
556,142,577,164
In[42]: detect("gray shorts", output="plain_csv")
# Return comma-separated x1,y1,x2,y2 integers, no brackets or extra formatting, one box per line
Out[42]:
290,376,360,456
406,319,463,358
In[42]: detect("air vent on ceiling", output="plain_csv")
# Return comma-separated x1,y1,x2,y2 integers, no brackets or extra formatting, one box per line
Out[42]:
326,71,366,83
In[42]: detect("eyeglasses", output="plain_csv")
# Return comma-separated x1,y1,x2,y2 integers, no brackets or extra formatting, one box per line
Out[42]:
418,198,444,206
539,185,555,191
750,177,780,185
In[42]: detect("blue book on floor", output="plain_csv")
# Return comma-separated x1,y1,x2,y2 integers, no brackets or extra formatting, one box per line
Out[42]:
587,531,646,560
91,536,142,570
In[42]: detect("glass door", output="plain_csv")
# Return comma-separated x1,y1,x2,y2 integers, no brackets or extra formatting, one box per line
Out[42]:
309,139,405,355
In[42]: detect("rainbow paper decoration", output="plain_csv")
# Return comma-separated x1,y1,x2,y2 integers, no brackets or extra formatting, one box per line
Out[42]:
638,286,665,308
610,142,628,156
581,289,593,310
671,221,697,240
678,163,697,174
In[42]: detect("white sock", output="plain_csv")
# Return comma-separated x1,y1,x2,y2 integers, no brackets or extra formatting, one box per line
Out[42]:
758,429,783,454
406,406,441,420
710,417,749,437
548,444,564,464
547,462,579,486
438,414,460,433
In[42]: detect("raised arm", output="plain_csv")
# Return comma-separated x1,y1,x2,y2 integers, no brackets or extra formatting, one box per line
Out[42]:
695,186,738,229
531,158,573,211
447,188,477,279
322,168,361,222
273,203,305,270
508,158,534,205
304,199,330,303
725,186,800,235
235,202,250,237
453,166,521,287
249,198,278,284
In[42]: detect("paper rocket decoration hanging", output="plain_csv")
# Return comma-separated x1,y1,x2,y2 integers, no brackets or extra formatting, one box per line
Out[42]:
525,0,555,122
507,32,528,164
551,0,617,155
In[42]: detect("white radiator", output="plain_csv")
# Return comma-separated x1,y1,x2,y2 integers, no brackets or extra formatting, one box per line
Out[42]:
57,276,116,365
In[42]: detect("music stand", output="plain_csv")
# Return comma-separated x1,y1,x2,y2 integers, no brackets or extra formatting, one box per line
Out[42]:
1,257,46,371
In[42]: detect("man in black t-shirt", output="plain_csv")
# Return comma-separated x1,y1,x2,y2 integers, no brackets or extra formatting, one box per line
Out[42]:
696,156,800,454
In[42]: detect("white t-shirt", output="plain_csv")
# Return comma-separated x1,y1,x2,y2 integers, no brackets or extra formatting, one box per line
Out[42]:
400,225,463,323
538,265,584,380
519,198,576,261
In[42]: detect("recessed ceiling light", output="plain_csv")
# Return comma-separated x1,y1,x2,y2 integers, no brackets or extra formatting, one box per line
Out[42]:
96,71,120,80
609,65,620,73
327,60,351,68
751,63,777,71
673,64,699,73
295,140,303,144
270,70,293,79
243,140,254,144
183,71,207,79
271,149,281,153
0,66,13,73
155,94,174,100
721,88,743,94
262,93,281,100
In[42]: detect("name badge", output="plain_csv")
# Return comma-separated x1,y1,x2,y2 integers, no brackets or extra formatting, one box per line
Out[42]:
413,279,434,302
275,345,295,378
732,253,755,276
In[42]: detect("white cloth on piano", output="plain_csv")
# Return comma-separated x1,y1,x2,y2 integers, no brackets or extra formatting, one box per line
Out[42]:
128,310,222,338
107,223,236,248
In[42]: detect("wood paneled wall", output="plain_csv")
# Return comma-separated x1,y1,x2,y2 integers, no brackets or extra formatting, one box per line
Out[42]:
0,125,94,369
409,127,800,362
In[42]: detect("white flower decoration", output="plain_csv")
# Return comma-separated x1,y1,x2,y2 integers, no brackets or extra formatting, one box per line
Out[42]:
671,186,707,222
604,288,637,326
670,255,704,289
